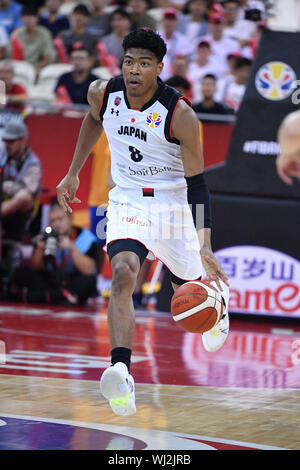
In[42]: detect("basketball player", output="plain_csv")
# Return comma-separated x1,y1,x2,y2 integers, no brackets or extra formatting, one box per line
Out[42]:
56,28,230,416
277,110,300,185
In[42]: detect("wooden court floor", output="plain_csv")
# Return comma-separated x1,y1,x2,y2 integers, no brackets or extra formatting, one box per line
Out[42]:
0,301,299,450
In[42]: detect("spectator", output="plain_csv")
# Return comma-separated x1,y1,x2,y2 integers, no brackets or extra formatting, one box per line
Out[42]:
222,0,257,50
159,8,192,81
128,0,158,32
217,56,251,112
192,73,232,119
161,51,188,81
159,8,191,64
58,0,85,17
0,121,42,279
188,39,223,103
39,0,70,38
7,5,56,74
13,203,99,305
202,12,240,74
156,0,186,12
0,20,8,60
101,8,132,66
55,47,99,105
165,74,191,97
56,4,98,65
226,50,241,76
171,54,189,77
0,0,23,36
0,60,28,111
86,0,112,38
167,54,193,100
179,0,208,42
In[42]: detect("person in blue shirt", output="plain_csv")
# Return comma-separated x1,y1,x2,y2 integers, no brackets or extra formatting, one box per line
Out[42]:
39,0,70,38
0,0,23,36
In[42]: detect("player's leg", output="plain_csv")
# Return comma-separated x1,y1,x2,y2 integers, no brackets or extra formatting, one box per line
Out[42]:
108,250,140,351
100,239,149,415
133,259,151,308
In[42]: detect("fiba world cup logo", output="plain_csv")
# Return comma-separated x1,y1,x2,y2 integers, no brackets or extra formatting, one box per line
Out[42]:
255,62,296,101
146,112,162,128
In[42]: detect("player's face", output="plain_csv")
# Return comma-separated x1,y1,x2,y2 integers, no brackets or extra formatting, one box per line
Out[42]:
122,48,163,100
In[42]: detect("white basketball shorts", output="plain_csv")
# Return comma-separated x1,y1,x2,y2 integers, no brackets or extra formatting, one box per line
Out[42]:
102,185,204,281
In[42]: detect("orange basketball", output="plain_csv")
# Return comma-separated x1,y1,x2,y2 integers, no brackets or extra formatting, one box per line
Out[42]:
171,280,224,333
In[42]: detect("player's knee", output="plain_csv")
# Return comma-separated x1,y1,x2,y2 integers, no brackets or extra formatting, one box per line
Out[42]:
111,260,138,293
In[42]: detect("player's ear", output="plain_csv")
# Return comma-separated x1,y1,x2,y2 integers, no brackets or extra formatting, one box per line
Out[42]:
157,61,164,76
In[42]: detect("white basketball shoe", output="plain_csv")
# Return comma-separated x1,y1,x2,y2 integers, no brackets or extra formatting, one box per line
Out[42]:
202,280,230,352
100,362,136,416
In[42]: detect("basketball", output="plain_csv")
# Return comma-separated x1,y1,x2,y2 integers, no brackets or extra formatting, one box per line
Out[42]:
170,280,224,333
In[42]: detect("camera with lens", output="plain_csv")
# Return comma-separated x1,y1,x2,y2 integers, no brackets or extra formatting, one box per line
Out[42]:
41,226,59,261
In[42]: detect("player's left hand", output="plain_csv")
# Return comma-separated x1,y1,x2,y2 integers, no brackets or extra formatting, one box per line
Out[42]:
200,246,229,291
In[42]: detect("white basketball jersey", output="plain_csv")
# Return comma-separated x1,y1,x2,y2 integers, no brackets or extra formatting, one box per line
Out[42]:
100,76,189,190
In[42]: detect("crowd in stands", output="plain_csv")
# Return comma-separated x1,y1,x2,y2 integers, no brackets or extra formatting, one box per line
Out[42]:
0,0,265,114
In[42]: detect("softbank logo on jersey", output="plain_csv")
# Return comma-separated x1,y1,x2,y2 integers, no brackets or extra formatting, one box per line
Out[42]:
146,112,162,128
129,165,172,176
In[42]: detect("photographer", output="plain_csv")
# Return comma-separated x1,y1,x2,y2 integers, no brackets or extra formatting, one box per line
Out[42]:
0,120,42,283
14,203,99,304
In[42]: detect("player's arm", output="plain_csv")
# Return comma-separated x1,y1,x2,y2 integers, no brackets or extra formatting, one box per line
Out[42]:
172,100,229,289
277,110,300,184
56,79,107,213
172,100,209,243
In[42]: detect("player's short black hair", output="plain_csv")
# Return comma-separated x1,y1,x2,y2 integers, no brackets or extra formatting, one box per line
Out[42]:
122,28,167,63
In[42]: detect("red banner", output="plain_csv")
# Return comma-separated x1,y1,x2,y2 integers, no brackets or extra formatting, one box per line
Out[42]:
26,115,233,208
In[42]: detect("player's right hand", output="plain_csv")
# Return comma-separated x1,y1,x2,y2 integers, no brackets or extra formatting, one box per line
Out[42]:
56,173,81,214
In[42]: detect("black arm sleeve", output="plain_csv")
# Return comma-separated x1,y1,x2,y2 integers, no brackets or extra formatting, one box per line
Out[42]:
184,172,212,229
